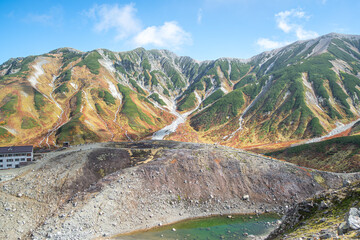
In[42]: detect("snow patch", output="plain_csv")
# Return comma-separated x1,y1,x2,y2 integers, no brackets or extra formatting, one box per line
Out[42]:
97,50,116,75
1,126,17,135
302,73,324,112
106,77,121,100
28,58,48,89
70,83,78,90
152,91,202,140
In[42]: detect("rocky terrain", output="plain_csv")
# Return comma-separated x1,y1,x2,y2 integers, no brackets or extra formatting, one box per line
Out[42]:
1,140,360,239
0,33,360,150
267,180,360,239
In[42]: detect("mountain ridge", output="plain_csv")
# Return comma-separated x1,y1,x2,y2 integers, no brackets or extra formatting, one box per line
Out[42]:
1,32,360,148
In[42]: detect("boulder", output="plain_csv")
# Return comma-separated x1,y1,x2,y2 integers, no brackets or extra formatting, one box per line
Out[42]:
346,208,360,230
338,222,349,235
319,229,337,239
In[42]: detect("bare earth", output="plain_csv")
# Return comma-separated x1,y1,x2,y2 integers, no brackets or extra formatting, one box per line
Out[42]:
0,141,359,240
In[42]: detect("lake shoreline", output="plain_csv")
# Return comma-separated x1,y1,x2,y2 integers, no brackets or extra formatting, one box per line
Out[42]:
107,212,281,239
111,212,281,239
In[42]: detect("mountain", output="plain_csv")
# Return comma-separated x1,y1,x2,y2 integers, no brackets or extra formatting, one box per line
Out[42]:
1,33,360,148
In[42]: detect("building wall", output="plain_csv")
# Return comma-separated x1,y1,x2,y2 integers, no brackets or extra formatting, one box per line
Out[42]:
0,151,33,170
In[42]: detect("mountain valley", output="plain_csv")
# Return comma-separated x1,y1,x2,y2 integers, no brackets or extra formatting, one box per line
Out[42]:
1,33,360,150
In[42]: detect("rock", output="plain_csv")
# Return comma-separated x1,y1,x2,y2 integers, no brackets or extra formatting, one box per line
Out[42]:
320,201,329,209
319,229,337,239
346,208,360,230
338,222,349,235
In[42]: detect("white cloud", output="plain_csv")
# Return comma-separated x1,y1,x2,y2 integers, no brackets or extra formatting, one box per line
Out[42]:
256,38,291,50
295,27,319,40
86,4,191,50
88,3,142,40
275,9,318,40
24,6,63,27
256,9,318,50
197,8,203,24
133,21,192,50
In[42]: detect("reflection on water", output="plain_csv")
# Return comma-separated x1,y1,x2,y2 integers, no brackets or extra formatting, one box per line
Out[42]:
115,214,280,240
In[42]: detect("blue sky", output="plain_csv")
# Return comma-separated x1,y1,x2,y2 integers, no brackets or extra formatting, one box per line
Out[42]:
0,0,359,64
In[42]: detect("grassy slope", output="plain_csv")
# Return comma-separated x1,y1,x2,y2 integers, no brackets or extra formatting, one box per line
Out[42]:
270,181,360,239
267,135,360,173
190,89,245,131
117,84,155,132
56,91,100,145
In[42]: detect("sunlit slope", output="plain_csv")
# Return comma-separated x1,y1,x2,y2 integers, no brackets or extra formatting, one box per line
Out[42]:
0,33,360,147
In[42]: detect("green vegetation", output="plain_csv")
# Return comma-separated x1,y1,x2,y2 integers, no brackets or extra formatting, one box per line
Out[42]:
149,93,166,106
0,94,17,117
230,62,251,80
61,50,82,69
0,127,14,143
117,84,154,130
340,72,360,105
0,56,36,81
163,61,185,89
59,69,71,82
34,90,45,111
202,89,224,108
267,135,360,172
21,117,39,129
163,88,170,97
141,58,151,71
150,71,159,86
144,71,151,85
95,103,104,115
129,79,146,95
54,83,69,94
56,113,99,145
98,89,115,105
73,91,82,116
218,60,229,79
76,51,102,74
203,77,213,91
308,117,326,137
234,75,256,89
19,56,36,72
191,89,245,131
177,92,196,111
114,63,127,75
0,127,8,137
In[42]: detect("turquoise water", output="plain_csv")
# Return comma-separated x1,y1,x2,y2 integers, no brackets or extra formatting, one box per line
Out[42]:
116,214,280,240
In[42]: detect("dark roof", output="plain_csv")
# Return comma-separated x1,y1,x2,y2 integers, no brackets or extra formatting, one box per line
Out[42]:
0,146,33,154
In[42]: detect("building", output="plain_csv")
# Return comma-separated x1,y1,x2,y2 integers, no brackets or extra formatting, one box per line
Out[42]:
0,146,33,170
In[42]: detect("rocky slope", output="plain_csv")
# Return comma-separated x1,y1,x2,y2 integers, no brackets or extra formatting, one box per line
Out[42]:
0,141,360,239
0,33,360,149
267,181,360,239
